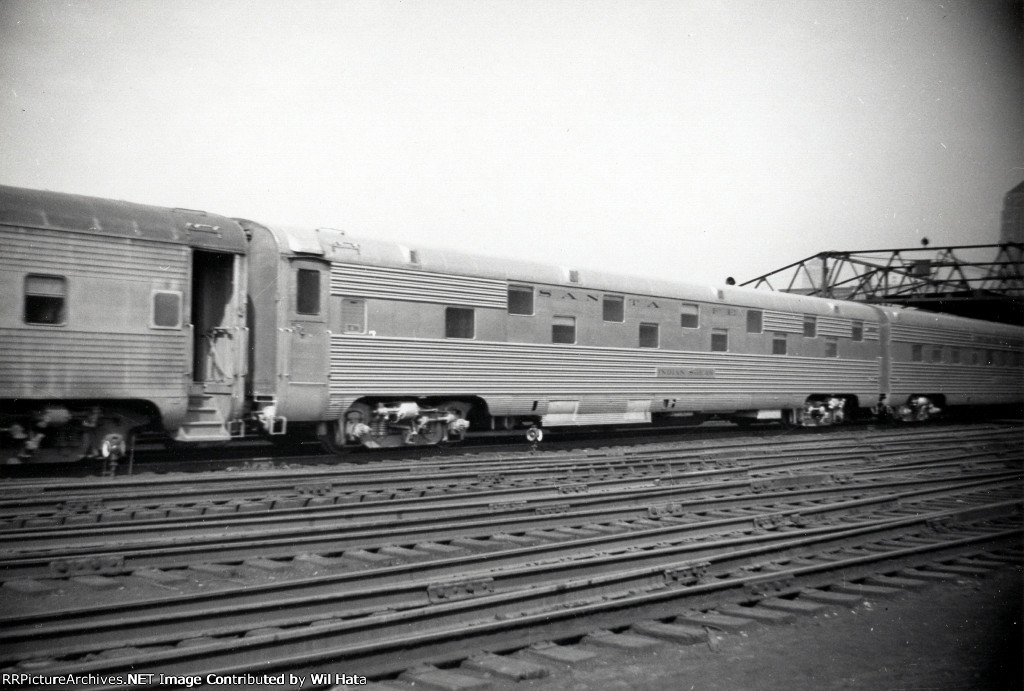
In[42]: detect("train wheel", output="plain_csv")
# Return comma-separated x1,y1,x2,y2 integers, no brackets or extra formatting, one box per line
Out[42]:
94,420,134,458
317,420,348,455
897,396,940,423
95,423,133,475
10,425,92,463
439,401,471,441
416,420,447,446
99,432,126,460
320,402,376,455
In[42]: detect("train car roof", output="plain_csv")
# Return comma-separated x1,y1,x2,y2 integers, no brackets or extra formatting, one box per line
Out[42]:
0,185,248,253
874,303,1023,340
263,223,882,319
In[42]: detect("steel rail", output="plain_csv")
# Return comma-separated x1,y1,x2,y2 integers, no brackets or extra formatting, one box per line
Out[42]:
1,446,1012,548
2,484,1017,663
0,425,1014,510
0,468,1017,582
6,481,1016,631
7,482,1018,630
1,435,1016,527
1,453,1016,558
14,504,1021,688
3,435,1015,539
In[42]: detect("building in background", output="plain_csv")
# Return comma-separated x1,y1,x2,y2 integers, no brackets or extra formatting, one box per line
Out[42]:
1001,181,1023,266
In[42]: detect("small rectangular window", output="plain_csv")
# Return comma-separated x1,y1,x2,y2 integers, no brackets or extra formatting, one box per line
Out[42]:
825,337,838,358
803,315,817,338
680,303,699,329
639,322,659,348
985,350,994,366
152,290,182,328
911,344,924,362
445,307,475,339
340,298,367,334
508,285,534,315
930,346,943,363
949,348,960,364
851,320,864,341
772,332,787,355
24,274,67,325
552,315,576,344
296,269,321,315
603,295,624,322
711,328,728,352
971,350,980,366
746,309,762,334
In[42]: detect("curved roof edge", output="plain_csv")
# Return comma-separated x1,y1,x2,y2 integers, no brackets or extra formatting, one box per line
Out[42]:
0,185,247,253
262,223,883,319
873,303,1024,337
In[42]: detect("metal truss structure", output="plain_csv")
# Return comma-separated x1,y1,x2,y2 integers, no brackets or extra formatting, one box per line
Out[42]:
741,243,1024,325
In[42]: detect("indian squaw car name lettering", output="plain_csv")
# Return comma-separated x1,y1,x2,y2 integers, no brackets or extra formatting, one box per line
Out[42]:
656,367,716,379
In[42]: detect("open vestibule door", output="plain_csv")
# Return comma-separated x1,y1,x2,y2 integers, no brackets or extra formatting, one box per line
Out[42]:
178,249,247,442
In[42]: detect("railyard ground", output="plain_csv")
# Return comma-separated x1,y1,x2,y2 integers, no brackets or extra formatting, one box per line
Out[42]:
5,546,1019,691
501,563,1023,691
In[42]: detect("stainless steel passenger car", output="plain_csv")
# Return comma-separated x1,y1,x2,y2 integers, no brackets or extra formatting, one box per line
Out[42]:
2,185,1021,460
875,307,1023,420
246,224,1020,450
0,186,249,462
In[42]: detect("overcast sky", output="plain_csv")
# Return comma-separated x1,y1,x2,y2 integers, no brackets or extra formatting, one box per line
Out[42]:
1,0,1021,285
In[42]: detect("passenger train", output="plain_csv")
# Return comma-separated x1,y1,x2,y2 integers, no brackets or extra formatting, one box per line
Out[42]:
1,185,1021,462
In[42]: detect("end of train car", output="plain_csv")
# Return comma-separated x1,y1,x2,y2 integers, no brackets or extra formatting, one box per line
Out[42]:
239,220,476,450
872,305,1024,422
0,185,249,463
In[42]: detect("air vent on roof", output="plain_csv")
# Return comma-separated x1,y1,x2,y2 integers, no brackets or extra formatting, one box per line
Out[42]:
318,228,360,253
399,245,421,265
185,222,222,237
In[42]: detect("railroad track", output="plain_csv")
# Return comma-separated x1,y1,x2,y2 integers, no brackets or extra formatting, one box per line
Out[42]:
4,499,1020,688
0,424,1020,689
1,439,1018,578
4,483,1018,656
0,424,1016,523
